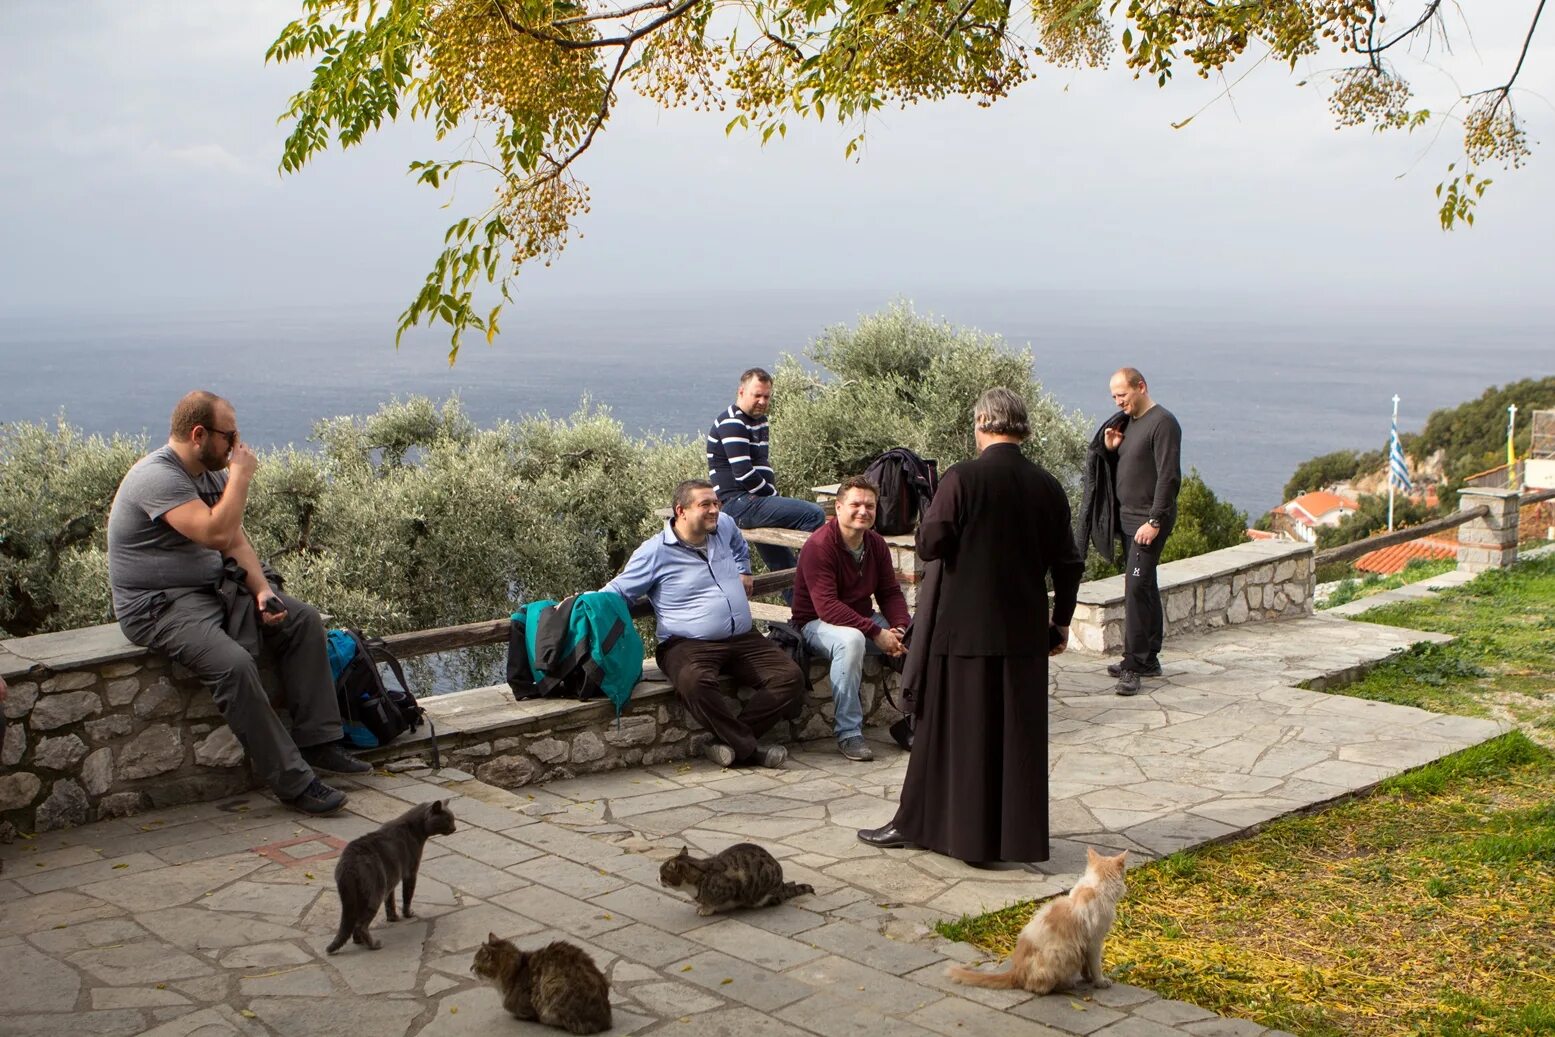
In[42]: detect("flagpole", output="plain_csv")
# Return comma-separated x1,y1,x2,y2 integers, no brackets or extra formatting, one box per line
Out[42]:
1509,404,1519,489
1389,395,1399,532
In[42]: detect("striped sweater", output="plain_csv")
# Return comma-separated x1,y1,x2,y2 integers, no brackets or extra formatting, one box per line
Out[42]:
706,404,775,498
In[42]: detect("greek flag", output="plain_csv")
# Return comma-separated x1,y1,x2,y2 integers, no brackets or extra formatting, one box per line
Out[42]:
1389,417,1412,492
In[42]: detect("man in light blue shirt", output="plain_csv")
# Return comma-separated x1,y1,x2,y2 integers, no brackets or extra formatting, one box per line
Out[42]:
607,480,805,768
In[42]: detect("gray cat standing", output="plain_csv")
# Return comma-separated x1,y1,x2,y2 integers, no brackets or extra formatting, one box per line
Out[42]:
472,933,612,1035
659,843,813,916
327,799,457,954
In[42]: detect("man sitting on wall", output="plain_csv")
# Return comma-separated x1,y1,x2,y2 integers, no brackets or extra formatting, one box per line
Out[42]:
706,367,826,579
791,475,911,761
605,480,806,768
107,391,369,816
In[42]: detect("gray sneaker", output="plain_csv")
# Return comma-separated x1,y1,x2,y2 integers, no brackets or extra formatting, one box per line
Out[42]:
838,736,874,762
755,744,788,768
704,742,737,767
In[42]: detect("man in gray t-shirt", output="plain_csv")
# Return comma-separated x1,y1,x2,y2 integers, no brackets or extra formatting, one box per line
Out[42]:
108,445,228,622
106,391,369,814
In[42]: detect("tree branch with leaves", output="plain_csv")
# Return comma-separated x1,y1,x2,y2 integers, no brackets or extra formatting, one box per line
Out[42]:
268,0,1547,360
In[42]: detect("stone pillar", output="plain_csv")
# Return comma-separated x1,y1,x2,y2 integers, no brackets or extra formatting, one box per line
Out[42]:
1456,488,1520,573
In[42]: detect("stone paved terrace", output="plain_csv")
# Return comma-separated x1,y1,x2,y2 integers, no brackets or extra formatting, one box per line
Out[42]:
0,613,1507,1037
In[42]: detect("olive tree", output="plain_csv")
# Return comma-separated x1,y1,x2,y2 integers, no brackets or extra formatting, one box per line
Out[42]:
269,0,1545,354
769,301,1090,496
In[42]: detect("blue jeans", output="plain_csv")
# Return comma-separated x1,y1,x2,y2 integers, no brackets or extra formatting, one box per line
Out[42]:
720,492,826,574
802,614,886,741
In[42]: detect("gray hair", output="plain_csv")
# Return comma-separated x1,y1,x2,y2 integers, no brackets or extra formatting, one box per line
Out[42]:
973,387,1030,440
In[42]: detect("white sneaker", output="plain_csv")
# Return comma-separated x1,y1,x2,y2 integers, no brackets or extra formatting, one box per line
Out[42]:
703,742,737,767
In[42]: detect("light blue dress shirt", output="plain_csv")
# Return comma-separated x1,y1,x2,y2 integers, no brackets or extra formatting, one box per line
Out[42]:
606,512,753,642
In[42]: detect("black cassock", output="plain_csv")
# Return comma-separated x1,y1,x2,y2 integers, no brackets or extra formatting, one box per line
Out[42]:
891,442,1084,864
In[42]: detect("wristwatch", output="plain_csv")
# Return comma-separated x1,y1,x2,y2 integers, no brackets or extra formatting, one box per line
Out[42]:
1147,518,1161,529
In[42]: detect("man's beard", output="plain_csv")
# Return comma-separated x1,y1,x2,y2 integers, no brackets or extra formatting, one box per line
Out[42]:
199,442,231,470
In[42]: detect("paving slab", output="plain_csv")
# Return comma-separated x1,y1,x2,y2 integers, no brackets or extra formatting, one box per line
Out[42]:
0,611,1510,1036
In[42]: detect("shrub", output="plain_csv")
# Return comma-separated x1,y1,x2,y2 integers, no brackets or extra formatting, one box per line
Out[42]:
768,301,1090,498
0,418,146,637
0,401,702,647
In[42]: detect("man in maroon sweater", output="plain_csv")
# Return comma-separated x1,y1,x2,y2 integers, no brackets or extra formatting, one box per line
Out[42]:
791,476,912,761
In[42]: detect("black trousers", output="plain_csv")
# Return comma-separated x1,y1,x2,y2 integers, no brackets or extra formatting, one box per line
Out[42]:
120,589,341,799
1120,510,1171,671
657,629,805,762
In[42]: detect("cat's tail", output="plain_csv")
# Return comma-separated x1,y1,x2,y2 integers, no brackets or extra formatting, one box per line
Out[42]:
945,962,1021,989
326,913,352,955
778,881,814,902
326,894,358,955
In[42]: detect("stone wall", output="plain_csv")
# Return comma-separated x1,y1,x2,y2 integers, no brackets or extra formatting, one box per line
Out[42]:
0,625,901,836
1067,540,1316,655
420,656,900,790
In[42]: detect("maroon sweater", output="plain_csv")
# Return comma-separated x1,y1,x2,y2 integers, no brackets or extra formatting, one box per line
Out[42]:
791,519,911,637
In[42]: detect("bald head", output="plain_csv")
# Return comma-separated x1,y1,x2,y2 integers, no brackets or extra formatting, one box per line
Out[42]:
1109,368,1153,418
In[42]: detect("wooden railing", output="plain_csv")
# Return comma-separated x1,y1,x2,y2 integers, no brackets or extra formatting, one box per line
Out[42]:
379,568,797,660
1313,488,1555,569
1313,507,1488,568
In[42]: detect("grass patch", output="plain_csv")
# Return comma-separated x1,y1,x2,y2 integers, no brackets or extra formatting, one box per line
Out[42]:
1342,553,1555,734
939,734,1555,1036
1319,557,1458,609
941,556,1555,1036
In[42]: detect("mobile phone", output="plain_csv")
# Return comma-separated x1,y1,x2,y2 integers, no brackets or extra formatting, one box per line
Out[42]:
262,597,286,615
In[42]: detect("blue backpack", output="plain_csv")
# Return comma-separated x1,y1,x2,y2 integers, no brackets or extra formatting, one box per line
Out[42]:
327,628,437,766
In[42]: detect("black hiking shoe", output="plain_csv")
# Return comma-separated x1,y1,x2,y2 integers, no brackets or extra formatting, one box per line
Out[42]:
302,743,373,775
287,779,348,815
1107,660,1162,678
1113,671,1143,697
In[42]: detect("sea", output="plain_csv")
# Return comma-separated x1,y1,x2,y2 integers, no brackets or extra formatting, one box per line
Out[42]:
2,288,1551,519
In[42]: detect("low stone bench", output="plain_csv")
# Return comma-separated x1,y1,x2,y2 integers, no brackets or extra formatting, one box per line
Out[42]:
1067,540,1316,654
0,611,901,835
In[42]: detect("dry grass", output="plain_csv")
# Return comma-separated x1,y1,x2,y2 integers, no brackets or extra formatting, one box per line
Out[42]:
942,734,1555,1035
941,555,1555,1036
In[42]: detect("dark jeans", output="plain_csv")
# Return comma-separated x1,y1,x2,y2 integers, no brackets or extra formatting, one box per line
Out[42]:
1120,511,1172,672
719,492,826,573
119,588,342,800
656,629,806,762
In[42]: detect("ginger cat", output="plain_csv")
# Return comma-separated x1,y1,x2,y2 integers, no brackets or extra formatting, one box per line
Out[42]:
947,847,1128,993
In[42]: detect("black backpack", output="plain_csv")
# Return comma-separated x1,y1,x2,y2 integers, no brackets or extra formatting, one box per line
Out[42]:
762,620,813,691
863,447,940,536
333,629,438,767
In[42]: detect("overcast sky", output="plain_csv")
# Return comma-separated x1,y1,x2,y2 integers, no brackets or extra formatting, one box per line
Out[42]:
1,1,1552,318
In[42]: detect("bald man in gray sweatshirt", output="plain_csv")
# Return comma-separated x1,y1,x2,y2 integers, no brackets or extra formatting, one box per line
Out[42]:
1103,367,1182,696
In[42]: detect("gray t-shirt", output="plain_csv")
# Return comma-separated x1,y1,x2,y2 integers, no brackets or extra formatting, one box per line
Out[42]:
107,445,229,621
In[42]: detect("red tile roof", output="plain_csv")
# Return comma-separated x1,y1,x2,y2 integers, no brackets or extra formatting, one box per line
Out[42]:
1353,536,1458,576
1245,528,1279,541
1284,491,1360,527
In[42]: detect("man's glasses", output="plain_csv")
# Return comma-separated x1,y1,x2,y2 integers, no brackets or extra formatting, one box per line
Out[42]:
206,427,240,443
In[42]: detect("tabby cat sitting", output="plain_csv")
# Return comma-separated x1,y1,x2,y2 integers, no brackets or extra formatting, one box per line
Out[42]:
326,799,457,954
659,843,813,916
472,932,612,1035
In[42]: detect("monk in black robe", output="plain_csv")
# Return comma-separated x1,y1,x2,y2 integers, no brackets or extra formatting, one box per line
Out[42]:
859,387,1084,865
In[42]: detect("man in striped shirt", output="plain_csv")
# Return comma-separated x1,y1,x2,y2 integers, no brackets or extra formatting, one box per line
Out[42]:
706,368,825,577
